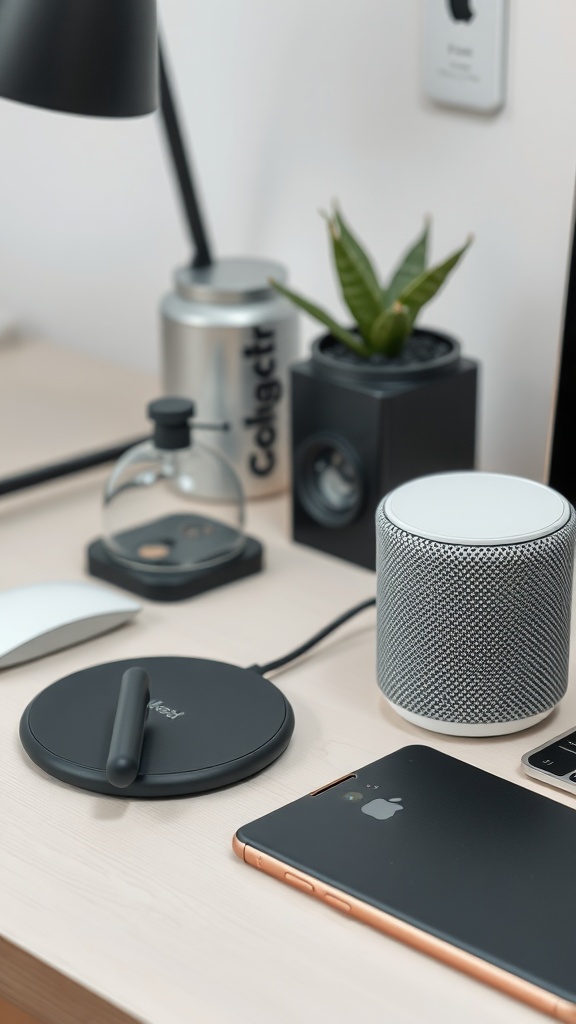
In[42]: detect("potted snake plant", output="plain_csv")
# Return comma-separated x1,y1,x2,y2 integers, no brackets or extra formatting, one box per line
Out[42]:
271,207,479,570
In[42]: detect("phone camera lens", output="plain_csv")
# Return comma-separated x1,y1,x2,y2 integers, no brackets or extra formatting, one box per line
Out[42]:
341,791,364,802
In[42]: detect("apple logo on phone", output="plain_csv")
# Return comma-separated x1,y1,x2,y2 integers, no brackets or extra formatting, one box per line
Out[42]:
361,797,403,820
447,0,475,22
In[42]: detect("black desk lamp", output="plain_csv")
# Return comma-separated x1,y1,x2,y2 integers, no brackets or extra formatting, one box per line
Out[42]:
0,0,213,494
0,0,158,117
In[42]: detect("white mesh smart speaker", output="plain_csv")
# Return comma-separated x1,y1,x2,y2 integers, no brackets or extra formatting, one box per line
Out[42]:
376,472,576,736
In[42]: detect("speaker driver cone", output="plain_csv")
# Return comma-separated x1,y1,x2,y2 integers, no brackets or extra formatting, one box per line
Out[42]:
295,434,364,528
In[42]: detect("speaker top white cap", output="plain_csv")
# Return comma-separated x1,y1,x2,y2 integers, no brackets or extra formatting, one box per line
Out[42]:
383,472,571,546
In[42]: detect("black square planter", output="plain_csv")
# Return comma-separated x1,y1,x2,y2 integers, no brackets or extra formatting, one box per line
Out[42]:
291,332,478,570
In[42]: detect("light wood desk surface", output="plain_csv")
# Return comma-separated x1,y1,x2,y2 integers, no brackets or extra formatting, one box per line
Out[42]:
1,336,575,1024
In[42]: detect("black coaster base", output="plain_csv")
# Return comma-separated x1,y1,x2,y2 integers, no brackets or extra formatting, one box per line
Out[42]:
87,536,264,601
20,657,294,797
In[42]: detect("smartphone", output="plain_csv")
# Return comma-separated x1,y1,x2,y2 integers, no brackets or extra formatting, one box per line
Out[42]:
234,746,576,1022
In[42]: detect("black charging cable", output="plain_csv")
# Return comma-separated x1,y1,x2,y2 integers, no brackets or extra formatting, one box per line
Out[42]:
0,423,229,498
0,437,149,497
249,597,376,676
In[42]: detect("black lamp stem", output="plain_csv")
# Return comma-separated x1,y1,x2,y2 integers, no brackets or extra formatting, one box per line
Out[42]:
158,37,213,269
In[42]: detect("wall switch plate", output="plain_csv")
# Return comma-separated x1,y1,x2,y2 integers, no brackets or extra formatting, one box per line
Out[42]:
422,0,509,114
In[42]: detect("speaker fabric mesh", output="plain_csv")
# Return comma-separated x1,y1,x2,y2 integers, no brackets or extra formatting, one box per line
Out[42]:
376,506,576,725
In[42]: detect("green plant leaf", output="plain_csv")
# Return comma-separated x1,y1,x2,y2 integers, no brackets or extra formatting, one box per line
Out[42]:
333,207,383,304
397,237,472,323
385,219,430,307
369,304,411,357
328,209,385,336
269,279,371,356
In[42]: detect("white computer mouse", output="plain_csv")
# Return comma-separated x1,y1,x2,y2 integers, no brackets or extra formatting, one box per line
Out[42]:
0,581,141,668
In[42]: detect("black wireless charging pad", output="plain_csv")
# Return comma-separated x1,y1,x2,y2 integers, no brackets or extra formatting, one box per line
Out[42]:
19,657,294,797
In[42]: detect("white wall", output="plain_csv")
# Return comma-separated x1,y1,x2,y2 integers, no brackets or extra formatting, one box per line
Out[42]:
0,0,574,480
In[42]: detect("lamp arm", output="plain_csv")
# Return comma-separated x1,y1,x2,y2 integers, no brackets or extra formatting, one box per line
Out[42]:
158,36,213,269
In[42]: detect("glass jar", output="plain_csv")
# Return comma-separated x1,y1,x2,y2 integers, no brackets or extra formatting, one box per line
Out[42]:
102,398,246,575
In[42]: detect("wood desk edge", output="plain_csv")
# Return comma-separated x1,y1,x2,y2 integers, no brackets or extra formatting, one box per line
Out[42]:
0,937,140,1024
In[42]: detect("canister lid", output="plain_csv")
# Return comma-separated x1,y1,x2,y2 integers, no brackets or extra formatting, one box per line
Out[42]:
174,257,286,305
383,472,571,546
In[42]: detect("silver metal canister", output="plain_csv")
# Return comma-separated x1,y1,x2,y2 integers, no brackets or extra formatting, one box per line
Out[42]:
161,258,299,499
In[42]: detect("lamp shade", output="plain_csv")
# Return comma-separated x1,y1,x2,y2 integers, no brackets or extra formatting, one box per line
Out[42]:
0,0,158,117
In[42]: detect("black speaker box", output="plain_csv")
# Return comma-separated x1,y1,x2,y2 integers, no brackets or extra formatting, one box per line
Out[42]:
291,354,478,570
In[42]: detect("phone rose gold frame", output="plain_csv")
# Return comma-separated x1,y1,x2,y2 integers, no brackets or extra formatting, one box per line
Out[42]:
233,834,576,1023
